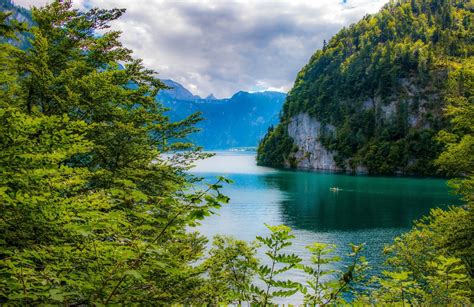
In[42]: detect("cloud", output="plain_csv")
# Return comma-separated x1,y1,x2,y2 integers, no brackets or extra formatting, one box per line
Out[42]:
12,0,50,7
14,0,389,98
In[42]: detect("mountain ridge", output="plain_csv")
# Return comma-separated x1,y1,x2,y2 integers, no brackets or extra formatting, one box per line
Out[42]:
157,80,286,150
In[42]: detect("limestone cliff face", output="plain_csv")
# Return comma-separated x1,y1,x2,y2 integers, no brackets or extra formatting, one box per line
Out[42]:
279,77,440,173
286,113,340,171
361,77,442,130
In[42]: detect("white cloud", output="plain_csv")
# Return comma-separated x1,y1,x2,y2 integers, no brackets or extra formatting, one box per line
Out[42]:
13,0,389,98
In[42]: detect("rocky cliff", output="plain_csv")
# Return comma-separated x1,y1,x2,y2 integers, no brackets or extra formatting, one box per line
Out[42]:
286,113,340,171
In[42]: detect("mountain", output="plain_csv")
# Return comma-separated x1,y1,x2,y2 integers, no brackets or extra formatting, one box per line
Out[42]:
205,93,217,100
157,81,286,150
257,0,473,176
0,0,30,24
0,0,32,49
160,79,202,101
0,0,285,151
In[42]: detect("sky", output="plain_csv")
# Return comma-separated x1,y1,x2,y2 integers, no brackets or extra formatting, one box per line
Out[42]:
14,0,389,98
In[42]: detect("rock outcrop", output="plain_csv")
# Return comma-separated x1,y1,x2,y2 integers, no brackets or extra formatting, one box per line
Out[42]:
286,113,340,171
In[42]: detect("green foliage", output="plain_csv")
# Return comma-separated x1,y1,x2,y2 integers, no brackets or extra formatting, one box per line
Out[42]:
1,0,472,305
0,0,31,49
379,206,474,300
425,256,470,304
368,271,422,304
299,242,368,305
361,256,470,305
0,1,229,304
201,235,259,304
258,0,473,175
368,42,474,304
257,125,297,167
0,11,26,39
299,242,340,304
199,223,469,305
208,225,369,306
252,224,302,306
435,63,474,201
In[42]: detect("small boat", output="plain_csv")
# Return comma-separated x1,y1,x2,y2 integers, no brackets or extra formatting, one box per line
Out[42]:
330,187,341,192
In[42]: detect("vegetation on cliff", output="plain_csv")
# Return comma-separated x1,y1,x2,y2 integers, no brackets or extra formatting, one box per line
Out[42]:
258,0,473,175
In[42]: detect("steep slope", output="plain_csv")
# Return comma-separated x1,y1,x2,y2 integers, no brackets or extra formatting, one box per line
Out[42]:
257,0,473,175
157,81,286,149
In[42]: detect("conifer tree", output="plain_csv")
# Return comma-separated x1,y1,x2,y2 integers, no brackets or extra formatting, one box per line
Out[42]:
0,1,227,304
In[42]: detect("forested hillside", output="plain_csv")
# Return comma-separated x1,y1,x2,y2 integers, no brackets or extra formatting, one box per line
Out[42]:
258,0,473,175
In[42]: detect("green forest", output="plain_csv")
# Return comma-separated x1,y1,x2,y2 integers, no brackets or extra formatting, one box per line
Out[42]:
257,0,472,176
0,0,473,305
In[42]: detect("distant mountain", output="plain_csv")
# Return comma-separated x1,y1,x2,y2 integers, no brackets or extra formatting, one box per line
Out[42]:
205,93,217,100
160,79,202,101
0,0,286,151
0,0,32,49
157,81,286,150
1,0,30,23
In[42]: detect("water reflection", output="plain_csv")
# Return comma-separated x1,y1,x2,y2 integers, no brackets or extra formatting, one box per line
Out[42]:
263,171,457,231
193,153,458,235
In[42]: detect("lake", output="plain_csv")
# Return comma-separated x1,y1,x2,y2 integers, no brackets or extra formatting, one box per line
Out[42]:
190,151,459,302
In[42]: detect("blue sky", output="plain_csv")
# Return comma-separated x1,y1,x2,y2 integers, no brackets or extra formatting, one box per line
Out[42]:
15,0,388,98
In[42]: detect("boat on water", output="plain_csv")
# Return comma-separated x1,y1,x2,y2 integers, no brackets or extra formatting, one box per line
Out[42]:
330,187,341,192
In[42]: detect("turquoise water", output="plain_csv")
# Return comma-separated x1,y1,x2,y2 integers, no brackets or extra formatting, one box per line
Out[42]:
191,152,459,302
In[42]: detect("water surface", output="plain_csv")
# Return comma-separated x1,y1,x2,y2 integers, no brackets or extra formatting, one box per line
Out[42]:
191,152,459,301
